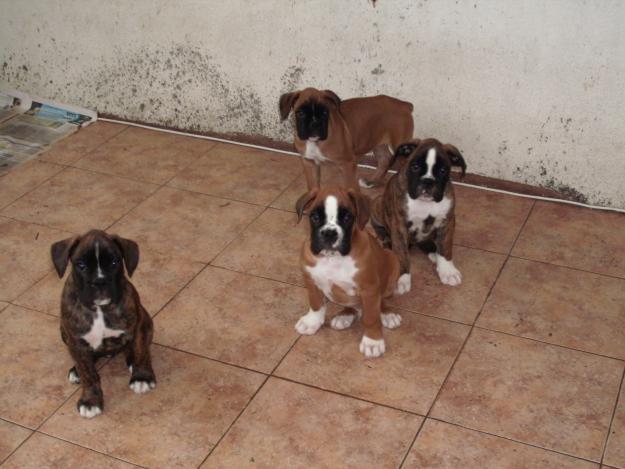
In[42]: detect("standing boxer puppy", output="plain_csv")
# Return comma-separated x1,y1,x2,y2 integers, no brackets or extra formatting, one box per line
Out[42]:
371,138,467,293
51,230,155,418
295,187,402,358
279,87,414,191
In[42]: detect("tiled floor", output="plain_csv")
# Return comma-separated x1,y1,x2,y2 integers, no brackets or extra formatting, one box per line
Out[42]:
0,122,624,468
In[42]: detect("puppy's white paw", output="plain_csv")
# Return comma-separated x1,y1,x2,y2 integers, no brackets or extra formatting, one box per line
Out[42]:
436,257,462,286
358,178,374,189
129,380,156,394
68,368,80,384
330,314,356,330
79,405,102,419
428,252,438,264
395,273,411,295
381,313,402,329
359,336,386,358
295,307,326,335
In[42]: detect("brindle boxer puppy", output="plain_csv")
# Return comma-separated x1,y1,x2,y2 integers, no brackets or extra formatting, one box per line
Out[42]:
295,187,402,358
51,230,155,418
279,87,414,191
371,138,467,293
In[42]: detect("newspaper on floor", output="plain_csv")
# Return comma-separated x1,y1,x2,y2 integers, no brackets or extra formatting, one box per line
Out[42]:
0,89,96,174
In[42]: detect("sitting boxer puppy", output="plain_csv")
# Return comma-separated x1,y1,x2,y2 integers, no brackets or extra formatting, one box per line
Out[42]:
51,230,155,418
294,187,402,358
371,138,467,292
279,87,414,191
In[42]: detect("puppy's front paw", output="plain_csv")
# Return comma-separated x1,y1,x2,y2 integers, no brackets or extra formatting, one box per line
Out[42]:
295,308,325,335
129,379,156,394
381,313,402,329
359,336,386,358
77,398,102,419
68,367,80,384
436,258,462,286
395,273,411,295
330,314,356,330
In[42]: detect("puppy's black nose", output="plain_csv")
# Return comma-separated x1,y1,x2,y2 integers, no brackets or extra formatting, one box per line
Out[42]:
421,179,434,189
321,229,338,244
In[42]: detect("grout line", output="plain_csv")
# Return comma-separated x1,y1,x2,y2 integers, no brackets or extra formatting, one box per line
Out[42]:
398,205,536,468
600,367,625,465
31,431,146,468
0,430,37,466
6,300,59,319
196,375,271,468
425,416,604,465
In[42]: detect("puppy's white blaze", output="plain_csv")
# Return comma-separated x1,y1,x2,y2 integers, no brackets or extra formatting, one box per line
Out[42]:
95,241,104,279
82,305,125,350
295,305,326,335
424,148,436,179
436,256,462,286
324,195,338,224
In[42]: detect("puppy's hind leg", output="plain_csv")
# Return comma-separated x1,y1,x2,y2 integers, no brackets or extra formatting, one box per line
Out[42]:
330,307,360,330
360,144,393,188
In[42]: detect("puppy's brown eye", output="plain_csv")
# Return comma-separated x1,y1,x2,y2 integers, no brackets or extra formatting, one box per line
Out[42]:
76,260,87,270
342,212,353,223
440,167,448,174
310,212,321,224
410,164,420,173
296,110,306,117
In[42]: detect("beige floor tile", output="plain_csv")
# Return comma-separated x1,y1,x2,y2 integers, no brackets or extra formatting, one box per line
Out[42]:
41,345,264,468
405,419,597,468
453,185,534,254
269,164,384,211
276,310,469,414
0,306,75,428
169,143,301,205
3,433,134,469
111,186,263,262
204,377,421,469
212,208,306,285
155,267,304,373
1,168,157,233
0,301,9,312
386,245,506,324
513,201,625,278
39,122,127,165
0,420,32,463
478,258,625,358
604,384,625,468
74,126,216,184
0,160,64,209
431,328,623,461
14,246,205,317
0,217,67,301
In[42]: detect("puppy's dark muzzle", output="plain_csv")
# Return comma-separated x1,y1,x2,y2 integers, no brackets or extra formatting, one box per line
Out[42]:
321,229,338,246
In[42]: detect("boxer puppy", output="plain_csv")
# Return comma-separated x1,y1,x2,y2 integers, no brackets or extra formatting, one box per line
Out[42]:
51,230,155,418
371,138,467,292
294,187,402,358
279,87,414,191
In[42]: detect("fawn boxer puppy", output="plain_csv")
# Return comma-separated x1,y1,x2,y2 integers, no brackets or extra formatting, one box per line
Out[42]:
371,138,467,293
279,87,414,191
51,230,155,418
295,187,402,358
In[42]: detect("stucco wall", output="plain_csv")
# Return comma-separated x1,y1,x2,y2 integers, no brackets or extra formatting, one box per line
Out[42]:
1,0,624,208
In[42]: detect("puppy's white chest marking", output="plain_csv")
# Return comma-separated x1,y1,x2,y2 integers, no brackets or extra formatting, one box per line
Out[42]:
304,140,328,164
406,195,452,241
82,305,125,350
306,255,358,300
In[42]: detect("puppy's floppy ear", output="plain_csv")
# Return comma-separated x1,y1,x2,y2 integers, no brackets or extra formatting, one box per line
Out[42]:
443,143,467,177
348,190,371,230
295,189,318,223
322,90,341,108
110,235,140,277
279,91,300,121
394,139,420,159
50,236,80,278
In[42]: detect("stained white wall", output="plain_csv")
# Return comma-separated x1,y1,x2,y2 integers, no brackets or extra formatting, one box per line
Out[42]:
1,0,624,207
